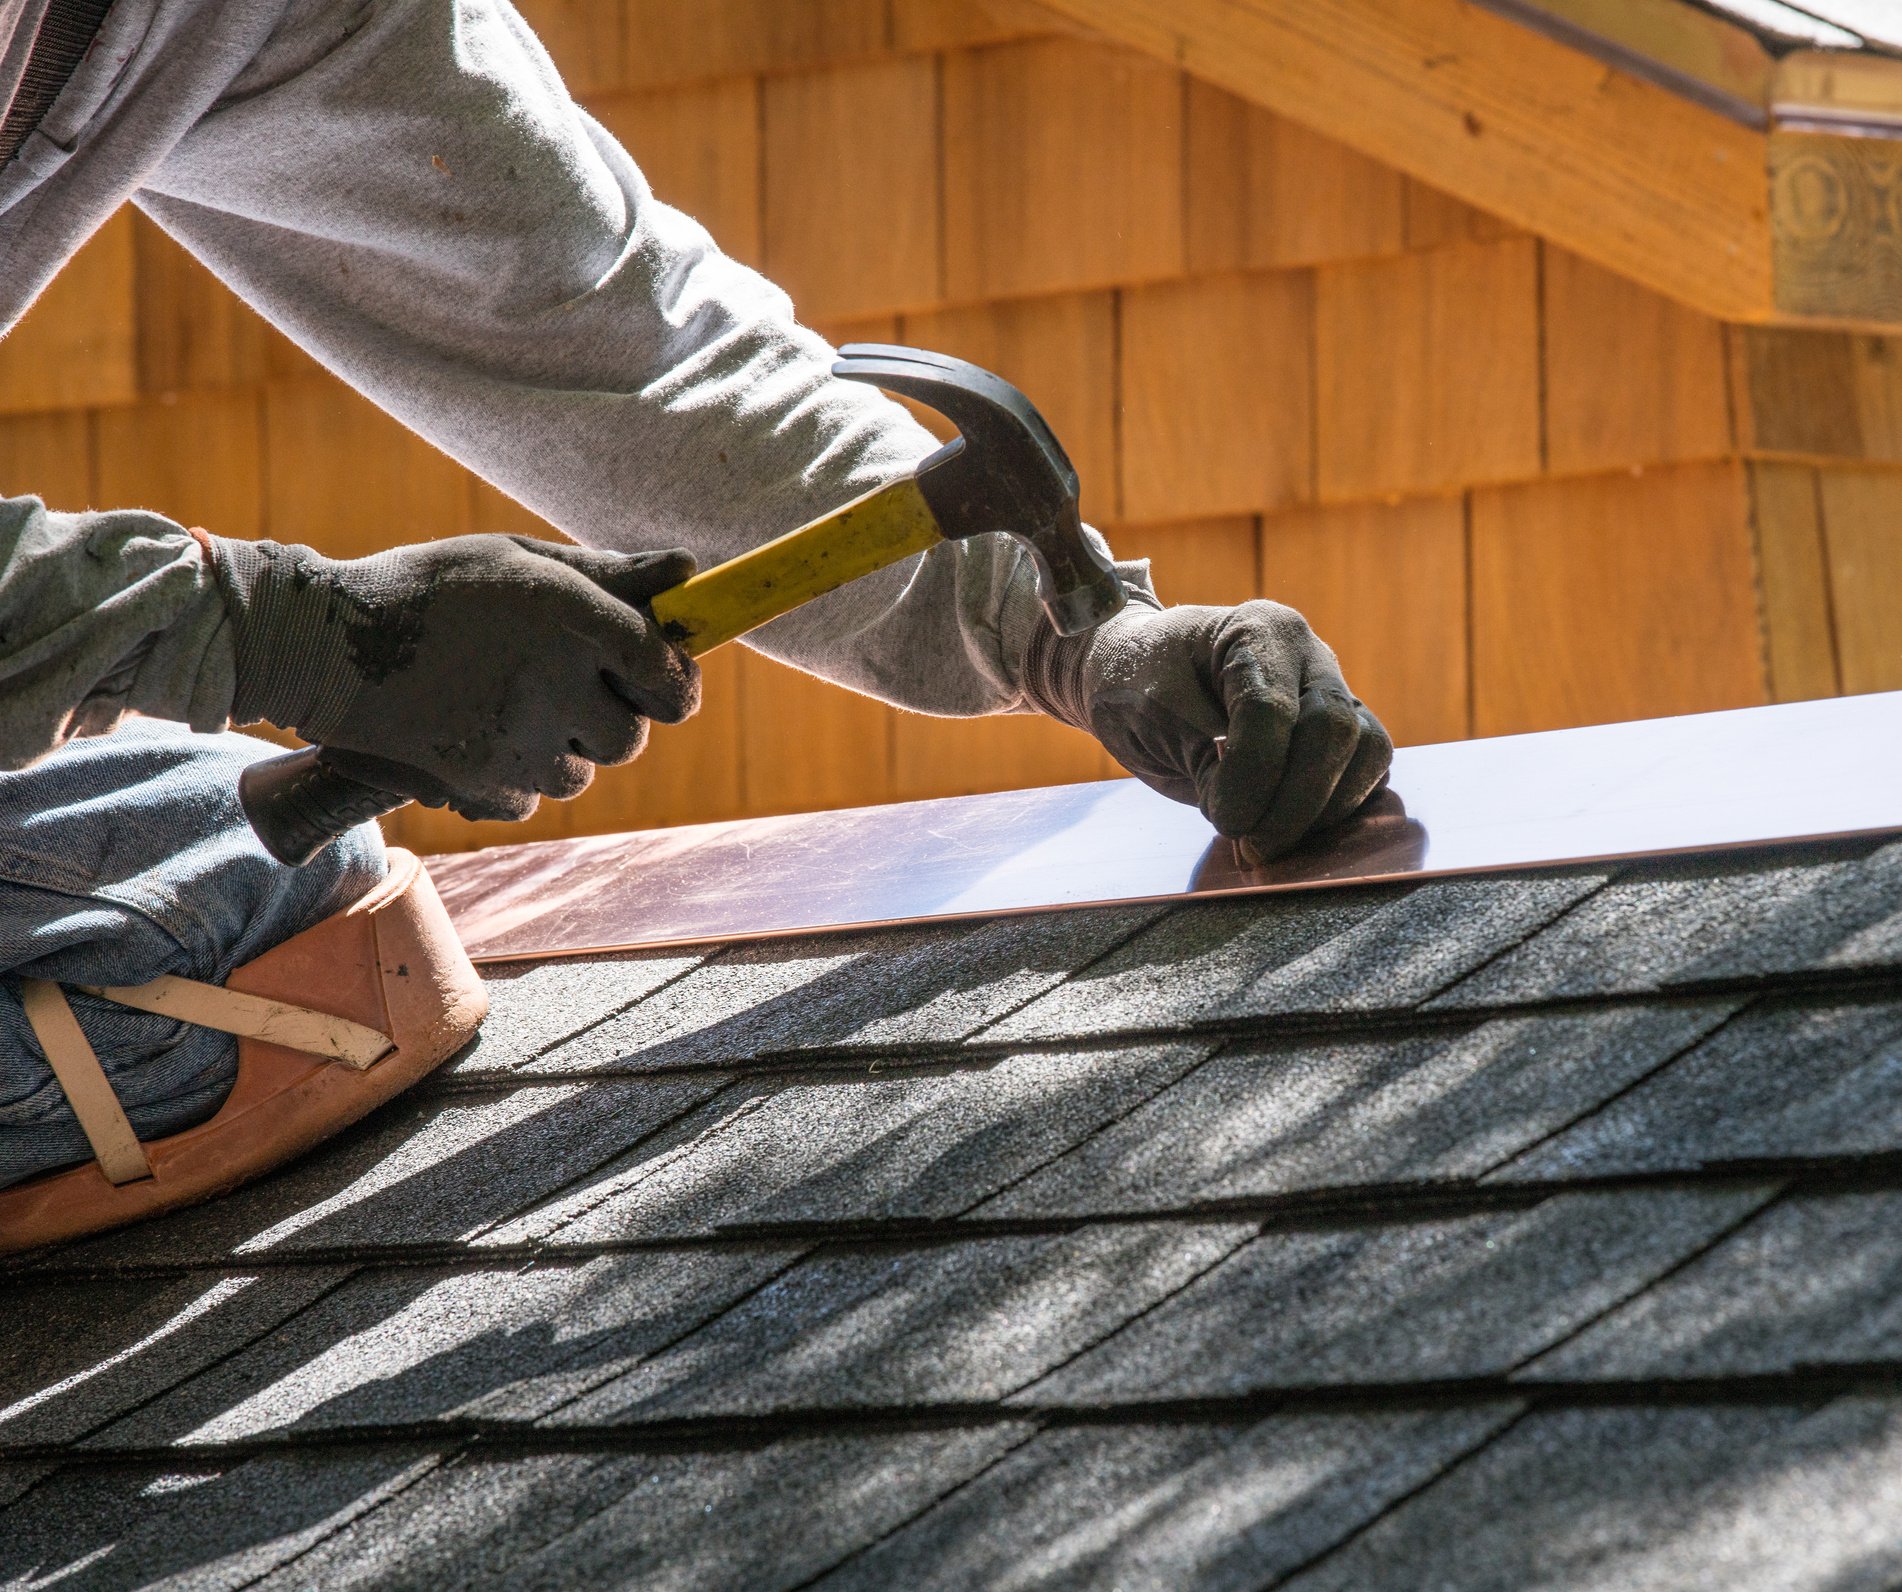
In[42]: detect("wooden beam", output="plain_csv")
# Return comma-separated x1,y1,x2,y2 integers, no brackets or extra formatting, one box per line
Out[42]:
1485,4,1902,131
1032,0,1775,321
1771,129,1902,324
1479,0,1773,124
1034,0,1902,331
1775,50,1902,130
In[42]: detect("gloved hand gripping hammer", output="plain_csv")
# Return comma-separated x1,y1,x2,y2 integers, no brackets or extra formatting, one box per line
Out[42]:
240,344,1129,864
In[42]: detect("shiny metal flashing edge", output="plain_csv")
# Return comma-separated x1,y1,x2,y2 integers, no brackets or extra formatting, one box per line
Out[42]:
431,691,1902,964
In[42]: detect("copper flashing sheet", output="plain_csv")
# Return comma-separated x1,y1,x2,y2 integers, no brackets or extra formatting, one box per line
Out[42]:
432,692,1902,963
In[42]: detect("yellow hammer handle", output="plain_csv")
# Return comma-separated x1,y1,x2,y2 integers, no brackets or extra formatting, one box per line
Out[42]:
649,476,942,657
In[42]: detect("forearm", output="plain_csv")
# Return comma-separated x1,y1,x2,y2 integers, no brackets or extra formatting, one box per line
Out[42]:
134,0,1077,715
0,497,235,768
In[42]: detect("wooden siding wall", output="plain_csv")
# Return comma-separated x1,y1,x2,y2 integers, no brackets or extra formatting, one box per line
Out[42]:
0,0,1891,853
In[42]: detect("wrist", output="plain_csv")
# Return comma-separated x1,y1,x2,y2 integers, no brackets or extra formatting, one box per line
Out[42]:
1022,571,1164,730
1021,615,1098,731
205,535,363,740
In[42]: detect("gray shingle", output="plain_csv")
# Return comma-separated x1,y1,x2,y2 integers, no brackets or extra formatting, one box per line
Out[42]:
16,843,1902,1591
473,1089,758,1249
1026,1187,1773,1403
813,1407,1519,1592
526,906,1164,1074
1527,1192,1902,1382
0,1267,350,1447
495,1430,1032,1592
244,1450,625,1591
1431,840,1902,1008
1219,874,1609,1018
95,1249,796,1447
0,1449,443,1592
44,1076,725,1267
514,1042,1211,1244
254,1429,1033,1592
983,1002,1738,1219
549,1222,1255,1424
984,875,1605,1042
1280,1398,1902,1592
0,1464,51,1510
1498,996,1902,1182
448,949,707,1077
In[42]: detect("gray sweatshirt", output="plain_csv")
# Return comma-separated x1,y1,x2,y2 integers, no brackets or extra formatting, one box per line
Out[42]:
0,0,1146,769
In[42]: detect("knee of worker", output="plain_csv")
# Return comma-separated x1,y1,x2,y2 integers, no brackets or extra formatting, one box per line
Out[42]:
0,722,388,1190
0,721,386,984
0,989,240,1189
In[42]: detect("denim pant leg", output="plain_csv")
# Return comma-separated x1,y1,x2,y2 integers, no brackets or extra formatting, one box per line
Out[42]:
0,722,387,1189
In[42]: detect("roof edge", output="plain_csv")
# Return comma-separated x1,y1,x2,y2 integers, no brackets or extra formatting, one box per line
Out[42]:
432,695,1902,964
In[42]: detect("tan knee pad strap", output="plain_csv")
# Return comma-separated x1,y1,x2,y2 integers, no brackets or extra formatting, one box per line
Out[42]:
20,979,153,1187
75,975,394,1070
24,967,401,1186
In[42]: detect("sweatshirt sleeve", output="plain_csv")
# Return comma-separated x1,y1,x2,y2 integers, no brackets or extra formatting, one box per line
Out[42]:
129,0,1147,718
0,496,236,768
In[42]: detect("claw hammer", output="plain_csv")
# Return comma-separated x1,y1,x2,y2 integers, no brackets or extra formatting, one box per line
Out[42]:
240,344,1129,865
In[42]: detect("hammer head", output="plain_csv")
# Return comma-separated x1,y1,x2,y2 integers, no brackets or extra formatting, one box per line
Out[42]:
834,344,1126,636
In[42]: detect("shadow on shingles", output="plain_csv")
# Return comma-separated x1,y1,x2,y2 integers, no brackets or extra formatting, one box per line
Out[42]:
514,982,1695,1248
16,988,1883,1400
8,989,1891,1461
31,1067,722,1268
0,1004,1711,1437
560,1024,1520,1244
1525,1187,1902,1386
0,1450,437,1592
1497,993,1902,1184
514,1043,1208,1245
980,999,1753,1224
14,849,1902,1586
806,1408,1525,1592
111,1247,796,1449
545,908,1165,1074
4,1074,1901,1582
1552,840,1899,995
1266,1399,1902,1592
0,1426,1034,1592
10,1402,1898,1592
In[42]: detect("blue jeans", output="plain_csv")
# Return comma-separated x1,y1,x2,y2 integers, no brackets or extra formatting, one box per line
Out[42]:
0,723,386,1189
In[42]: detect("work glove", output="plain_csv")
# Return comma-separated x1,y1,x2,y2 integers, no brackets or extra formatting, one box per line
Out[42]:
1024,597,1394,862
205,533,699,822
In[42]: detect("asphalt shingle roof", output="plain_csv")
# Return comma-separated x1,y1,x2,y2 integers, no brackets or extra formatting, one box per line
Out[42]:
6,832,1902,1587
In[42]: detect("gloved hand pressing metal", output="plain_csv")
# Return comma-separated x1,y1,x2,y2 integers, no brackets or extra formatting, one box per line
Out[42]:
1024,596,1394,862
204,533,699,822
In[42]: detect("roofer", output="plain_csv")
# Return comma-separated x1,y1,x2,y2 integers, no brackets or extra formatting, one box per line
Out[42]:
0,0,1390,1217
